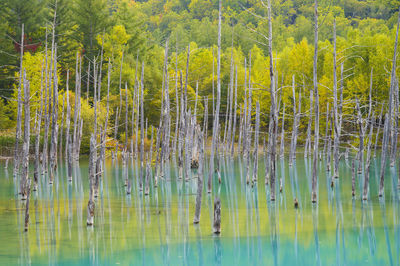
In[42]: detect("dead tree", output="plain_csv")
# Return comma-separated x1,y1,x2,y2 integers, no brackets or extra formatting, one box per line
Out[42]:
87,134,96,226
33,66,44,191
252,102,260,184
266,0,278,201
14,24,24,176
323,103,330,156
194,125,204,224
311,0,319,203
305,88,313,158
49,45,59,184
391,78,399,167
72,53,81,161
125,82,129,152
279,104,285,158
363,114,374,200
65,70,72,181
115,52,124,158
59,94,65,158
21,71,30,200
289,76,301,165
379,7,400,197
145,154,150,195
230,66,238,156
42,31,51,173
332,20,343,179
374,104,384,157
139,62,145,191
173,73,180,155
208,0,222,193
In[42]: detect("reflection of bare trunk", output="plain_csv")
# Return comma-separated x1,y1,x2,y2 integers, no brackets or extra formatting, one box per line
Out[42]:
24,180,31,231
213,197,221,234
351,159,355,197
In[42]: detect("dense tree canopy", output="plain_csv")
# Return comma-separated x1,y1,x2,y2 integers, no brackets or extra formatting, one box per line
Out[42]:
0,0,399,146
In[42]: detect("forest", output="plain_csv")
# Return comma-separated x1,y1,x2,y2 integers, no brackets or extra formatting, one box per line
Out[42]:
0,0,399,265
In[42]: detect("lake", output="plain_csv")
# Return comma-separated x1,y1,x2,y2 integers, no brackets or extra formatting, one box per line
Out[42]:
0,154,398,265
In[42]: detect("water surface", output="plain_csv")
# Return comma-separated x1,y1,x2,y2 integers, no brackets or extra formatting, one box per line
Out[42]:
0,155,399,265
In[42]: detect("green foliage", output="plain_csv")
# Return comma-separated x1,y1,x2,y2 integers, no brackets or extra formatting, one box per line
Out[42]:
0,0,400,153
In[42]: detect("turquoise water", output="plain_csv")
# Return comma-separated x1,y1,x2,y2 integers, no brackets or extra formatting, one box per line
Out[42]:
0,155,399,265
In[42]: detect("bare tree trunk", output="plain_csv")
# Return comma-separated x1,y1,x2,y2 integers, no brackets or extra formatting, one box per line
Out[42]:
203,97,209,151
252,102,260,184
59,94,65,158
363,114,374,200
289,75,301,165
208,0,222,193
267,0,277,201
279,104,285,158
230,66,238,156
49,45,58,184
173,73,180,155
87,134,96,226
73,53,81,161
145,154,150,195
323,103,329,156
139,62,145,191
374,104,384,157
226,54,234,154
238,107,243,156
194,125,204,224
305,89,313,158
125,82,129,152
390,78,399,167
65,70,72,181
21,70,30,199
379,7,400,197
311,0,319,203
332,20,341,179
14,24,24,177
34,67,44,190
